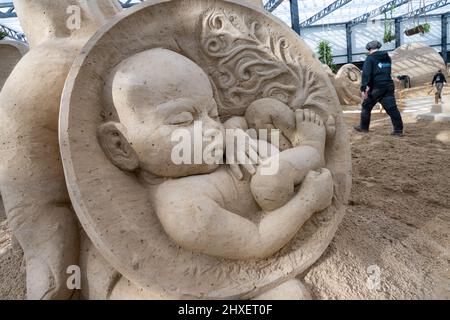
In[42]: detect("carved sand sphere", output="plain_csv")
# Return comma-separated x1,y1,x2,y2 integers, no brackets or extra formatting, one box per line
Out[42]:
335,64,362,105
0,40,28,230
0,40,28,90
323,64,362,106
0,0,122,300
390,43,447,87
61,0,351,299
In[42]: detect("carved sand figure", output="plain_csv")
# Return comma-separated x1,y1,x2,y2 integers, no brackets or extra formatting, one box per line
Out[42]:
323,64,362,106
61,0,351,299
0,40,28,221
100,48,333,261
390,43,448,88
335,64,363,105
0,0,122,299
0,40,28,90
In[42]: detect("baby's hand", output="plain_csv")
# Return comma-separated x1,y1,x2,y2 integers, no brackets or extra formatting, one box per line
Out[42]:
226,128,266,180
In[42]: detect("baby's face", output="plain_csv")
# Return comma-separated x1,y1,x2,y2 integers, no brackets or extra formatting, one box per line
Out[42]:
128,95,224,178
106,48,225,178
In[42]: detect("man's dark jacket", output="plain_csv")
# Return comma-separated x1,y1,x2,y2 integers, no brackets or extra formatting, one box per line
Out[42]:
432,72,447,85
360,51,394,92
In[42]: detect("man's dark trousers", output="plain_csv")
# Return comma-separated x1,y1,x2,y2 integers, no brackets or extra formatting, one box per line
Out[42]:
360,84,404,133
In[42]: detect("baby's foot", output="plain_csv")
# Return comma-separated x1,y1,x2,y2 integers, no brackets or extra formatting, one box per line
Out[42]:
245,98,295,151
300,168,333,213
293,109,326,163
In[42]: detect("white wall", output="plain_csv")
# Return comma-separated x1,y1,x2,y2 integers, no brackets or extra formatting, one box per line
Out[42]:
300,16,448,64
400,16,443,50
271,9,448,65
352,20,396,62
300,25,348,64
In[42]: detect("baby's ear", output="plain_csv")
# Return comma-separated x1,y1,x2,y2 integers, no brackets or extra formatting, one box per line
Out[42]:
97,122,139,172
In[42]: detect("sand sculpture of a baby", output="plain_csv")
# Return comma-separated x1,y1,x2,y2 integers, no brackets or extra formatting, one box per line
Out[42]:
98,48,333,260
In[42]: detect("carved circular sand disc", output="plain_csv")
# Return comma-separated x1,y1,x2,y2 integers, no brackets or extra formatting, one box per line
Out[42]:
60,0,351,299
0,40,28,90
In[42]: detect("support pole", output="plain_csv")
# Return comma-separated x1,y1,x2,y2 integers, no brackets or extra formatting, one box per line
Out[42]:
395,18,401,48
442,14,448,64
346,23,352,63
290,0,300,35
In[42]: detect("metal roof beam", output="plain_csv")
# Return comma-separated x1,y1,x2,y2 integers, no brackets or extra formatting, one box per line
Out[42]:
119,0,145,8
304,12,447,29
300,0,353,27
348,0,410,27
397,0,449,20
264,0,284,12
0,2,16,18
0,23,26,42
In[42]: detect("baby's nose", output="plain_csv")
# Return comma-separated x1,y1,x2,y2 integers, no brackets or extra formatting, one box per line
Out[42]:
201,112,219,126
202,116,225,138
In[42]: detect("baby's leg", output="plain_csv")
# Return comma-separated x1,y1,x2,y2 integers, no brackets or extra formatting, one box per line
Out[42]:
251,109,327,212
245,98,296,151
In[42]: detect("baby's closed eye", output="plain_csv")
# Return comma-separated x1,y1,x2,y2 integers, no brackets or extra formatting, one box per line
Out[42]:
166,112,194,125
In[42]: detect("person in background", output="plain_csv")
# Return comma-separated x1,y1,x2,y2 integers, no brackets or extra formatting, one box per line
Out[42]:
431,70,447,104
396,74,411,89
354,40,404,136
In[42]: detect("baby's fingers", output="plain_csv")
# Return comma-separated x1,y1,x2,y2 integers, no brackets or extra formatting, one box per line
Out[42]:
229,164,244,180
236,151,257,175
246,145,261,165
241,163,257,176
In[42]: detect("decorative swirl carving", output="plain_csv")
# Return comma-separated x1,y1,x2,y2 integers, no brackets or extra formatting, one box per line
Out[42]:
200,9,328,117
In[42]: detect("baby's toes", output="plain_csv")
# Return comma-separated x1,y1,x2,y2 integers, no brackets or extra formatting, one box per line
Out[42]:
304,109,312,122
295,109,304,124
326,115,336,138
314,113,323,126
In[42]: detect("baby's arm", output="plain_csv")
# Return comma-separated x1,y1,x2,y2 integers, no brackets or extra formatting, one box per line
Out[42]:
246,99,328,212
251,145,323,211
153,168,333,260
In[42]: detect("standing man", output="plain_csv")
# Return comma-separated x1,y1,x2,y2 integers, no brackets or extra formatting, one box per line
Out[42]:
431,70,447,104
354,41,404,136
396,74,411,88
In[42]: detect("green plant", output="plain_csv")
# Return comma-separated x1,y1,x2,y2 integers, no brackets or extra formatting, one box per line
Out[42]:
317,40,336,72
383,32,395,44
383,21,395,43
422,23,431,33
0,31,7,40
405,23,430,36
383,7,396,44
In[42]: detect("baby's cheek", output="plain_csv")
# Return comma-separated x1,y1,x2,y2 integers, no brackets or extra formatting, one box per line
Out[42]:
156,125,175,138
138,131,174,163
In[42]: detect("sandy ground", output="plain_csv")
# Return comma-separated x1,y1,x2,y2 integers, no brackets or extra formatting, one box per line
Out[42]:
0,220,25,300
305,117,450,300
0,117,449,300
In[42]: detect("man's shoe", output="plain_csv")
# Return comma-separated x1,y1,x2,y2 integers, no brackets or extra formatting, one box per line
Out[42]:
391,131,404,137
353,125,369,133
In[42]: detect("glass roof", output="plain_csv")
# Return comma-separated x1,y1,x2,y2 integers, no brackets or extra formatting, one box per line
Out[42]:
1,0,449,34
267,0,449,26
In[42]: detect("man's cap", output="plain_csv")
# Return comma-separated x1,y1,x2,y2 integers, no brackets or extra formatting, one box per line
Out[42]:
366,40,382,51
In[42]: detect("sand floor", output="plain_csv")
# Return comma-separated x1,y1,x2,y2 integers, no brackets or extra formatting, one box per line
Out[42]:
304,118,450,299
0,116,449,300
